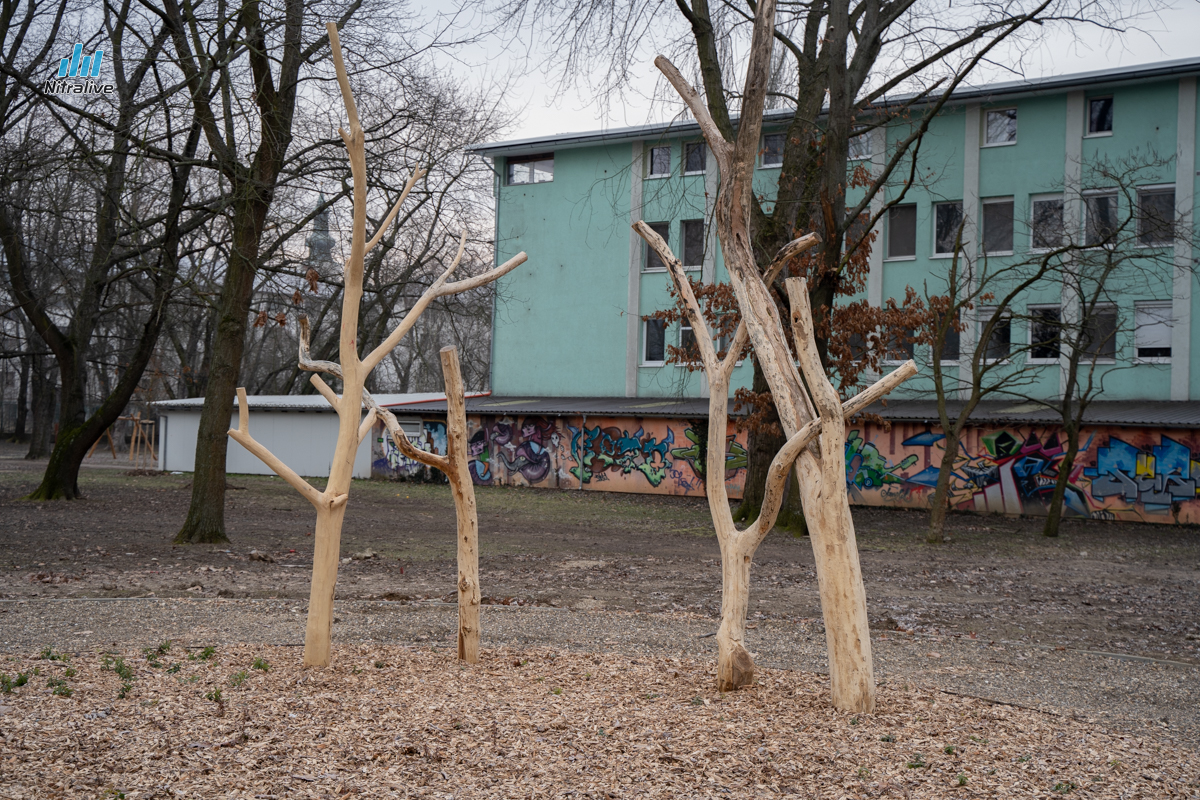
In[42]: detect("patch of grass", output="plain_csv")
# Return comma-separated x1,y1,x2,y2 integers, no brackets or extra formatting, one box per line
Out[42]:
1,671,31,693
117,682,132,699
204,688,223,703
944,745,956,755
857,767,871,780
1018,755,1031,763
143,641,171,668
166,664,182,674
189,646,216,661
46,677,72,697
551,686,562,695
850,716,859,725
39,647,68,662
957,773,968,786
251,657,270,672
101,656,135,683
63,667,77,678
907,754,927,769
1053,781,1077,793
228,670,247,688
374,660,386,669
690,696,704,706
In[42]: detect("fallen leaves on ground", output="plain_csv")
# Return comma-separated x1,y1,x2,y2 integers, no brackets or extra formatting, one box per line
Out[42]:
1,644,1196,798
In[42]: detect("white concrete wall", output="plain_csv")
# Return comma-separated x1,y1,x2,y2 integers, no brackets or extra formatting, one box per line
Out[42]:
159,410,373,479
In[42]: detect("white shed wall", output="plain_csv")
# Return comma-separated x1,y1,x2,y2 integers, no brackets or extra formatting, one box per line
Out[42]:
159,410,373,479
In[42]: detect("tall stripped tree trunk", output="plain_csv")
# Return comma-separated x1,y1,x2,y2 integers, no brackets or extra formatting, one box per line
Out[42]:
649,0,910,711
634,223,914,696
368,347,482,662
233,24,525,666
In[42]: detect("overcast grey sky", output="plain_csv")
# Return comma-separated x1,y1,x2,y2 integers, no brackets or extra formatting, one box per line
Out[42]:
416,1,1200,144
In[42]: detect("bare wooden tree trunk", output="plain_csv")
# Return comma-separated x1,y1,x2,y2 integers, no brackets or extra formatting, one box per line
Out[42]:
229,24,525,667
633,224,915,695
646,0,912,710
368,346,483,663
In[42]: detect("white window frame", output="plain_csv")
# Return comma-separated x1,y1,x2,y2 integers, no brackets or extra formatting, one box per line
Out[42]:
881,330,915,365
642,222,670,273
675,324,703,366
1085,96,1114,138
885,203,918,261
683,142,707,175
1029,193,1065,252
983,108,1018,147
1026,304,1062,365
680,219,705,271
760,133,785,168
1136,184,1176,248
1133,300,1173,364
642,319,667,366
1081,304,1119,364
847,130,872,161
647,145,671,179
1083,190,1119,248
931,200,965,259
979,307,1013,364
981,196,1015,256
506,153,554,185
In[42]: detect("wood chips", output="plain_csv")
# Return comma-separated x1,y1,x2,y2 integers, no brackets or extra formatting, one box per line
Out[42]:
1,644,1196,798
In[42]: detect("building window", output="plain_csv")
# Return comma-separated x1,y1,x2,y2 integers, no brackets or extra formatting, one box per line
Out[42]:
643,319,666,364
980,308,1011,361
982,198,1014,254
644,222,670,271
679,324,700,363
1031,195,1065,250
885,329,915,362
937,313,960,362
1088,97,1113,135
1084,192,1119,246
681,220,705,268
507,153,554,185
1082,306,1118,361
684,142,706,174
1138,187,1175,246
1134,301,1172,361
984,108,1017,145
848,130,871,160
761,133,785,167
887,204,917,259
934,201,964,255
648,146,671,178
1029,306,1061,361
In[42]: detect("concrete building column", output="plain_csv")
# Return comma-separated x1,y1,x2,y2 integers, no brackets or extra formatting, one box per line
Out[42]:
1172,77,1196,401
626,141,645,397
1061,90,1085,399
958,103,981,400
867,126,886,309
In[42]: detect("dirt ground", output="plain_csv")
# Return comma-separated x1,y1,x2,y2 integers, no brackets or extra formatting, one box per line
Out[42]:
3,643,1197,799
1,444,1198,665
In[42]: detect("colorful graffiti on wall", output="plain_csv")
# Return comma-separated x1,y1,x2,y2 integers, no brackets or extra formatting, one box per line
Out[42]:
372,414,749,498
841,421,1200,524
373,421,447,480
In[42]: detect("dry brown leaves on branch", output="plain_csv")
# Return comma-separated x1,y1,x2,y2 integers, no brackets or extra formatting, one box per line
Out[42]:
2,645,1196,798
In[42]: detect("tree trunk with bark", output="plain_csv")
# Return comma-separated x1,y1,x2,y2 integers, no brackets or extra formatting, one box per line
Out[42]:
26,355,55,460
926,428,961,543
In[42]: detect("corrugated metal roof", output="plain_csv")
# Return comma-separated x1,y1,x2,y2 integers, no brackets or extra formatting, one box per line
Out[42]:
153,392,489,413
862,399,1200,429
468,56,1200,158
392,395,1200,428
392,395,740,419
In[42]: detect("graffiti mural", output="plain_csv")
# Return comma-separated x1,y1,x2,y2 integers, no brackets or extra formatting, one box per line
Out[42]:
840,421,1200,524
372,413,748,498
373,421,447,480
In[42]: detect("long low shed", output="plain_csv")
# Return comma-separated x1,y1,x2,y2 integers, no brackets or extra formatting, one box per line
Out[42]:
154,393,456,479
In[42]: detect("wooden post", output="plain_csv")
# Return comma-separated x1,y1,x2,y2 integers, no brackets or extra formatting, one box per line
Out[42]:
228,22,526,668
364,346,482,663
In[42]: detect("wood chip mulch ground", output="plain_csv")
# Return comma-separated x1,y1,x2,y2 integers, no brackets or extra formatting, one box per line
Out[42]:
2,644,1197,799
